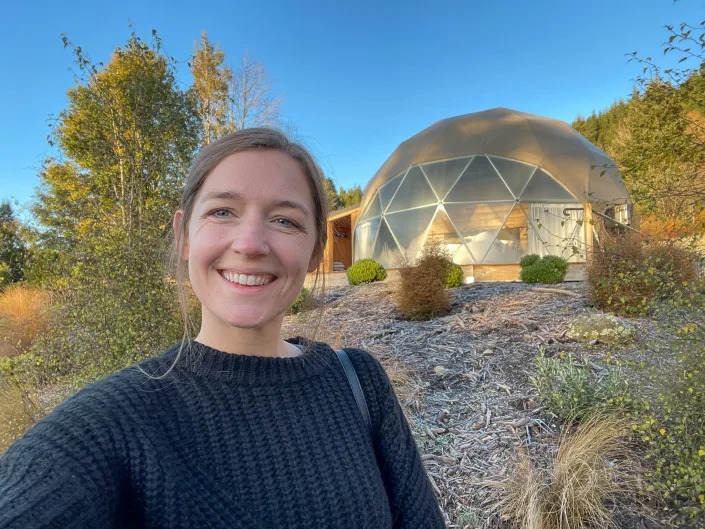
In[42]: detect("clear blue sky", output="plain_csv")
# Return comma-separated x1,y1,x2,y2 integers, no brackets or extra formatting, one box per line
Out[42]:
1,0,703,219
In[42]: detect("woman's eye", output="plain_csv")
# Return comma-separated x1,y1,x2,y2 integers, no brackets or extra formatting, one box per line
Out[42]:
275,218,296,227
212,209,231,218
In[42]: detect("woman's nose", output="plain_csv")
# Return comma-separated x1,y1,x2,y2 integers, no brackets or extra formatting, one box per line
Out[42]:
230,218,269,256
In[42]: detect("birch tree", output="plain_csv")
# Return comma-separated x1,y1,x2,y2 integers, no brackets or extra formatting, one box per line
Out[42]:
227,50,283,130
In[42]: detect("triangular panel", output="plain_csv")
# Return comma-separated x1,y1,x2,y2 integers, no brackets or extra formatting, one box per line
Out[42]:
446,202,514,263
488,156,536,198
482,204,526,264
420,157,472,201
358,191,382,222
520,203,551,256
378,173,404,212
387,166,439,213
385,205,437,262
353,218,380,261
452,243,475,265
520,168,576,202
446,155,513,202
425,208,477,264
373,218,403,269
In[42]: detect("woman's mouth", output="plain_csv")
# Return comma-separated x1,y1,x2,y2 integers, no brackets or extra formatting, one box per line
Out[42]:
218,270,276,286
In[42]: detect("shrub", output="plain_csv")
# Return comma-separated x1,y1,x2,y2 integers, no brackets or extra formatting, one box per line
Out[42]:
0,284,51,357
288,287,311,314
631,283,705,523
495,414,641,529
346,259,387,286
520,255,569,284
531,351,631,421
0,378,45,453
520,253,541,269
396,242,451,321
587,232,699,317
445,263,464,288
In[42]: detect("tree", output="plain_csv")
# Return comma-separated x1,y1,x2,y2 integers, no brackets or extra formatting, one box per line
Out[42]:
27,30,201,382
611,80,705,225
0,201,27,286
227,50,283,131
322,177,341,211
337,185,362,208
190,32,232,146
623,19,705,228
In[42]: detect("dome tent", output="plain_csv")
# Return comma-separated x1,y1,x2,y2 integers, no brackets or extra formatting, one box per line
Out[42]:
353,108,631,272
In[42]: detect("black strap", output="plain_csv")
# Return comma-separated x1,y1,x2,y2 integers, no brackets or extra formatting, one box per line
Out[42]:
334,349,372,433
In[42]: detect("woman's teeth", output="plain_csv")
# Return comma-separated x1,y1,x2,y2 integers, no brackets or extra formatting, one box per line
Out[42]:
220,271,274,286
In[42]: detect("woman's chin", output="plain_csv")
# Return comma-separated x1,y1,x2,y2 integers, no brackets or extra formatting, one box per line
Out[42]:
220,311,282,330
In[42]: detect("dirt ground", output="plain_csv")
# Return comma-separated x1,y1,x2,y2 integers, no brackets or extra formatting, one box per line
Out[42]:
283,280,670,529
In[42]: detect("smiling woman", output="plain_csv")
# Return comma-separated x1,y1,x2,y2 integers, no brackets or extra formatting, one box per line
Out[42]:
0,128,446,529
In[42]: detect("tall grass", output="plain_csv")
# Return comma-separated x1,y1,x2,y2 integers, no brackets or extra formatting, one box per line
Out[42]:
0,284,51,357
494,414,642,529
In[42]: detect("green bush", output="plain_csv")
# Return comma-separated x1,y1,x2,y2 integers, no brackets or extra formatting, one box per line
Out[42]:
288,287,311,314
346,259,387,286
531,351,631,421
519,254,540,269
445,264,464,288
520,255,569,284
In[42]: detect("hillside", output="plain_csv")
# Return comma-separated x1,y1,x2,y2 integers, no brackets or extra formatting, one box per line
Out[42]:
284,281,667,529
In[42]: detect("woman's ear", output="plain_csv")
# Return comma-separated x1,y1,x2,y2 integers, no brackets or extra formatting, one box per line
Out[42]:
173,210,189,261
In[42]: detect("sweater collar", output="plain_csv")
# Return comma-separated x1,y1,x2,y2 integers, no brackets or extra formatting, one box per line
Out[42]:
163,337,335,386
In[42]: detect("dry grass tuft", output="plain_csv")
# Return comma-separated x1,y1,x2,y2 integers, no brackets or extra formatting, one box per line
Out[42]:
493,414,642,529
0,284,52,357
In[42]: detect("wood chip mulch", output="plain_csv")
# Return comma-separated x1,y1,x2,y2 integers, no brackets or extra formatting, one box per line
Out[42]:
283,280,669,529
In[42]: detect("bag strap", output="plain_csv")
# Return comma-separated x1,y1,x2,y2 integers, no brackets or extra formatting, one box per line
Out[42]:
334,349,372,434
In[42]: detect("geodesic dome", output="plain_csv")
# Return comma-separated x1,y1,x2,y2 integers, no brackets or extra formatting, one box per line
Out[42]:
353,108,630,269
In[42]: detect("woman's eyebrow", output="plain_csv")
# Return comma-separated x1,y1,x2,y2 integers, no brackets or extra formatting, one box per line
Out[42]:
200,191,309,216
201,190,242,202
271,200,310,217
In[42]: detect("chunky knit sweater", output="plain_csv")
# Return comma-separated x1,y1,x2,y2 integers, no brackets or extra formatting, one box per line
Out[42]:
0,338,446,528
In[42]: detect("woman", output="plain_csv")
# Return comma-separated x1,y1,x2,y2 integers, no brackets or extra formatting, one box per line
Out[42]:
0,129,446,528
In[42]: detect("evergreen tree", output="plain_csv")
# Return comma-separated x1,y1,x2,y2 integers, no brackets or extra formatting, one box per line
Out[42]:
337,185,362,208
323,177,341,211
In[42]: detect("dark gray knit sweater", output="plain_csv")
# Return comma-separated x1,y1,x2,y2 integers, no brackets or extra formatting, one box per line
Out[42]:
0,338,446,528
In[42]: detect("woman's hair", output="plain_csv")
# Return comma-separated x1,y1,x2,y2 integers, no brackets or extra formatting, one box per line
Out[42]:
143,128,329,379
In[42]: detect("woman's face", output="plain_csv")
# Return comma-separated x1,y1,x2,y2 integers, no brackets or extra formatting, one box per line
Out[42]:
176,149,319,331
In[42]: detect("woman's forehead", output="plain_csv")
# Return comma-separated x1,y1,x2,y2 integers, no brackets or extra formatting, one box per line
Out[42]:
200,150,311,199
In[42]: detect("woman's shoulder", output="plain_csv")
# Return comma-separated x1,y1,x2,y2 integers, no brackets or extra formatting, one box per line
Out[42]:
332,345,395,400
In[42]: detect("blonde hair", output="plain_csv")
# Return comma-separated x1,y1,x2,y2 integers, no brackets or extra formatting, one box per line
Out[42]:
144,128,329,379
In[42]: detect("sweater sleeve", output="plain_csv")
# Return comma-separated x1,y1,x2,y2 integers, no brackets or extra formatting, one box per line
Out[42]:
0,380,129,529
347,348,446,529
